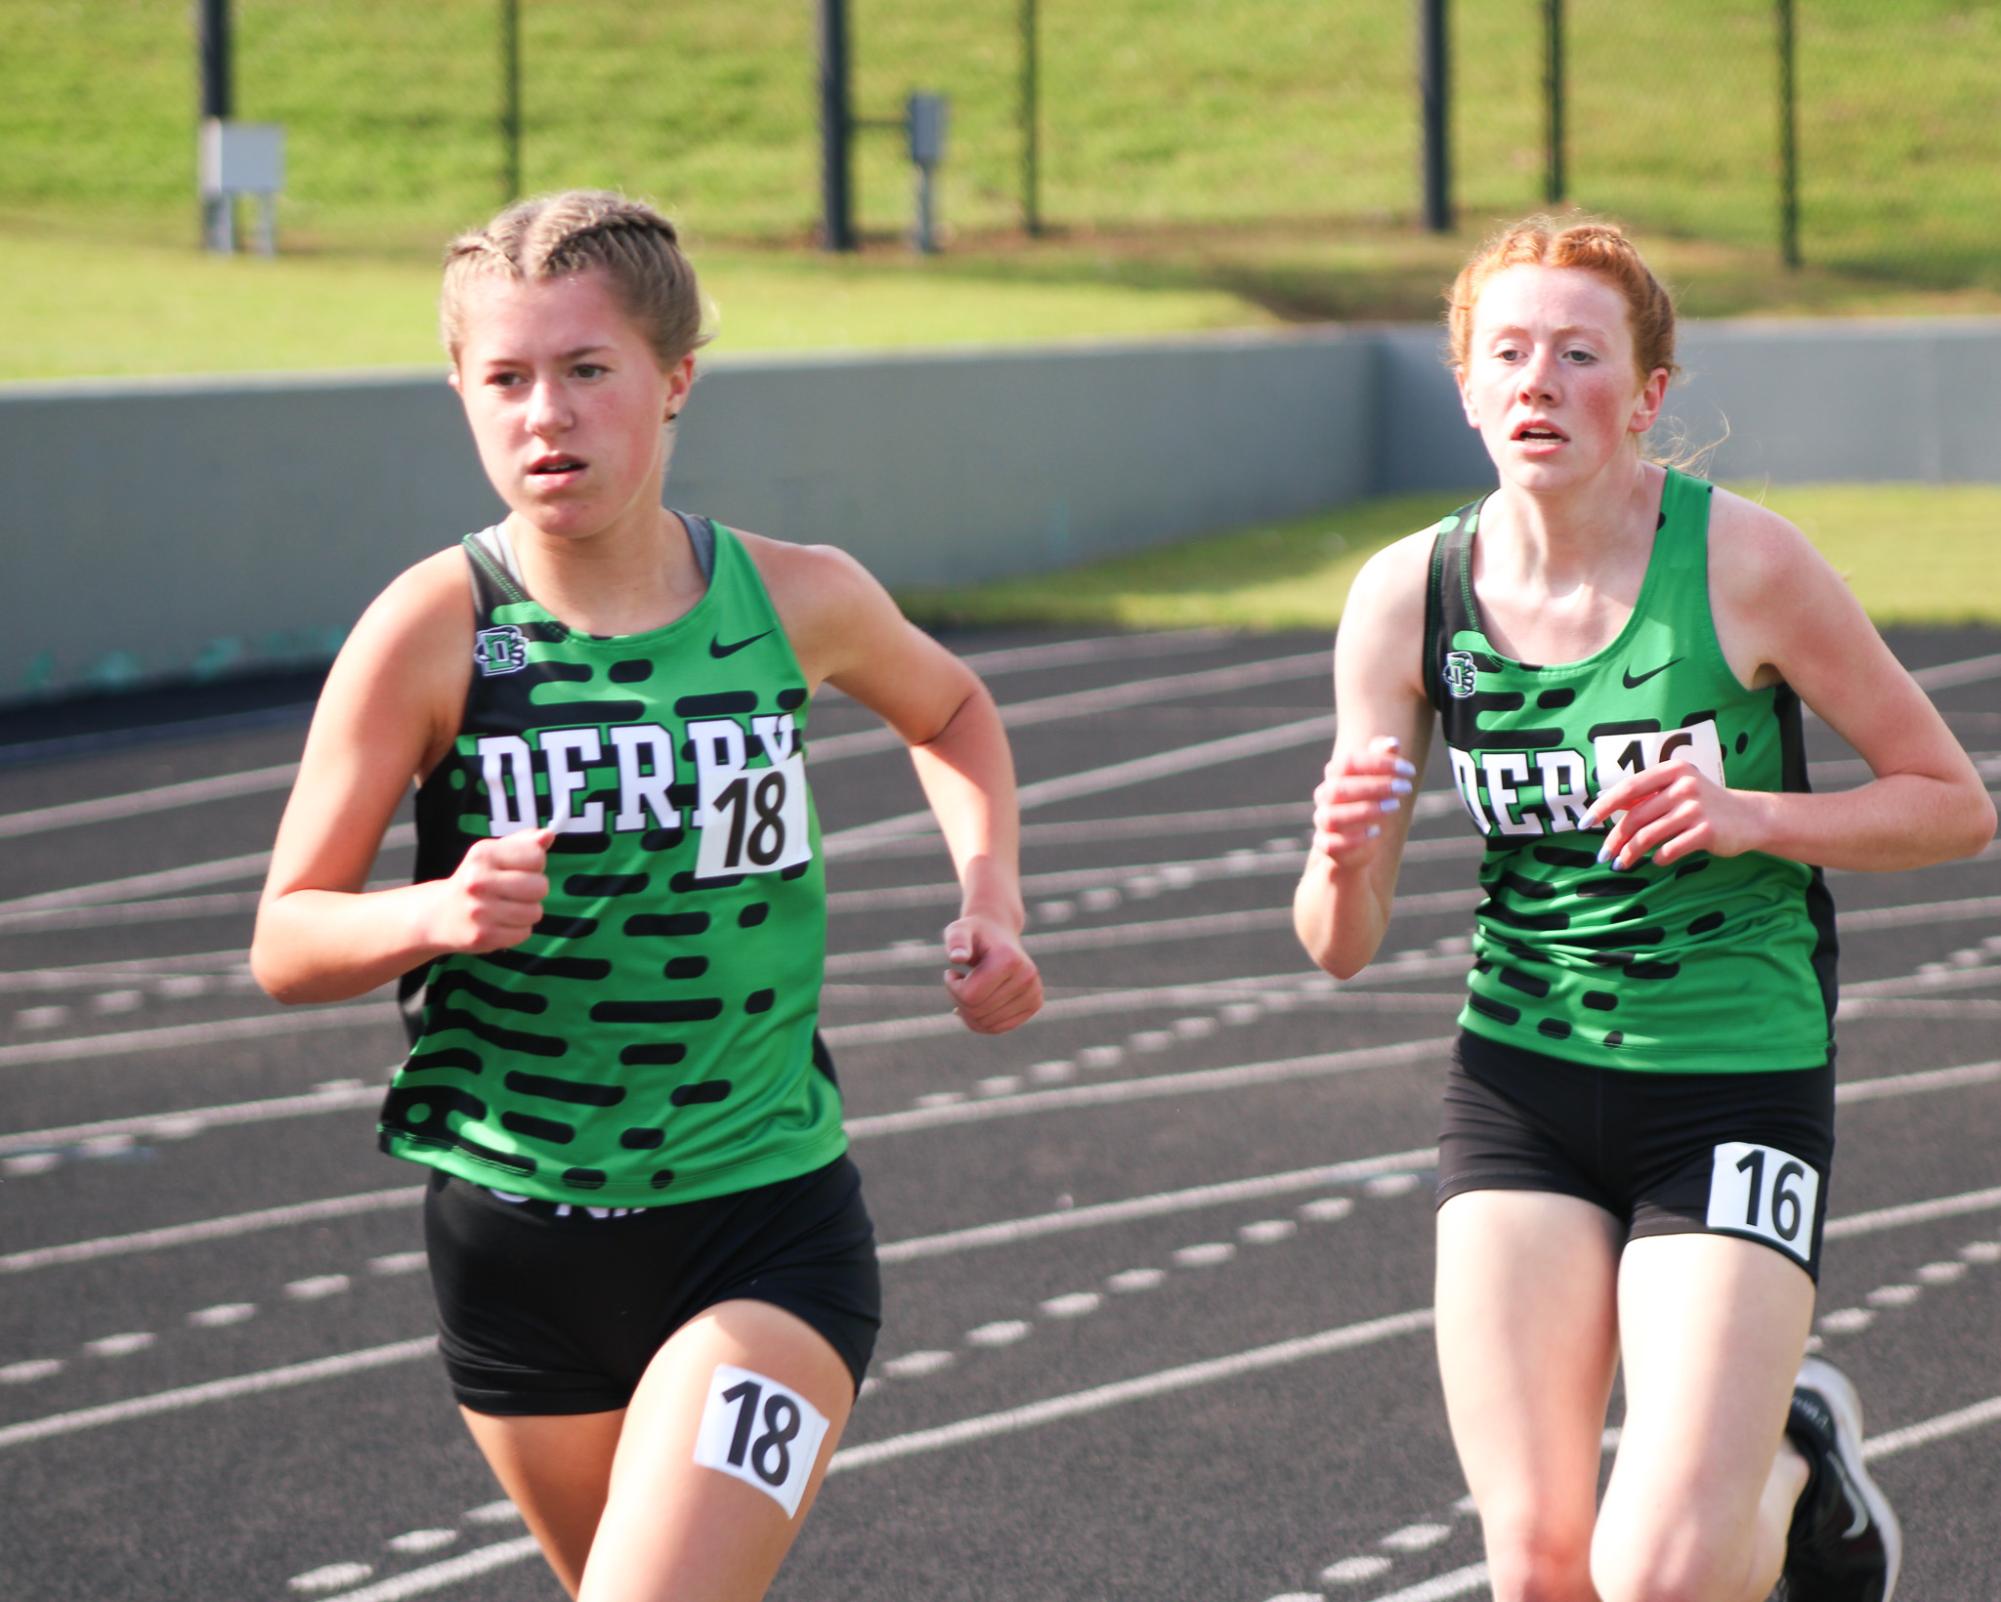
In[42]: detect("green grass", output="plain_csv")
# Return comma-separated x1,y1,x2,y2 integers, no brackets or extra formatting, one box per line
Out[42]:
9,1,2001,382
897,482,2001,630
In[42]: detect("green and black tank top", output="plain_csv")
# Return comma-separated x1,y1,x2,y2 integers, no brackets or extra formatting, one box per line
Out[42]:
381,515,846,1204
1420,468,1837,1073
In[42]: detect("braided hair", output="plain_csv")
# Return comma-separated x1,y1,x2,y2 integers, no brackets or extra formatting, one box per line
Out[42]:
440,191,707,369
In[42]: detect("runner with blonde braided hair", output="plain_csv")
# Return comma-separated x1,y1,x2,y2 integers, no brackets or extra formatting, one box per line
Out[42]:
255,190,1042,1602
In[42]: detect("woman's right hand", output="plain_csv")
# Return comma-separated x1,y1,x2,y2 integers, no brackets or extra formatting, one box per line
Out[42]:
1307,736,1416,873
426,826,556,952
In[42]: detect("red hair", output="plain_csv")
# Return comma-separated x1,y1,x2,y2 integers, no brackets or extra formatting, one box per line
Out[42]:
1446,216,1678,383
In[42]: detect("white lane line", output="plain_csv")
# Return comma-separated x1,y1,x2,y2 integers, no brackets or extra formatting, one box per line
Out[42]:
289,1539,541,1602
4,1028,1990,1168
0,948,253,993
0,1083,381,1158
828,713,1336,850
1823,1184,2001,1240
0,838,355,917
812,647,1333,763
0,762,302,841
0,1337,437,1450
1358,1562,1492,1602
2,1028,1423,1155
2,1174,1992,1467
7,1145,1429,1285
0,636,1223,854
285,1275,353,1301
288,1561,376,1594
845,1038,1451,1139
1909,651,2001,691
1864,1393,2001,1459
830,1308,1436,1473
1832,1059,2001,1102
6,842,1983,1068
825,891,1474,974
1845,965,2001,998
1840,893,2001,932
0,889,264,934
954,628,1234,676
0,1002,390,1071
0,1188,417,1276
1,641,1309,908
827,799,1309,862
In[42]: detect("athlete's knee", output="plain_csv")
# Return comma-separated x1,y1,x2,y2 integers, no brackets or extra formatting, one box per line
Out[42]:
1590,1505,1755,1602
1478,1501,1595,1602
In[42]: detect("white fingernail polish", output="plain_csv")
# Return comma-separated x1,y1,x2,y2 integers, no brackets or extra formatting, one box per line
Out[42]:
1380,797,1401,813
1390,778,1413,795
1395,759,1416,777
1367,824,1382,838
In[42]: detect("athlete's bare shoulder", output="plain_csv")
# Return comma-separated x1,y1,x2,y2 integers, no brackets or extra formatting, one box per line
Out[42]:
313,544,478,776
730,528,901,686
1705,485,1822,606
1339,523,1446,657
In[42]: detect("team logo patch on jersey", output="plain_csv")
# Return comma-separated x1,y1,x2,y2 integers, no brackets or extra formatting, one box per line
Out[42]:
473,626,529,677
1443,650,1478,699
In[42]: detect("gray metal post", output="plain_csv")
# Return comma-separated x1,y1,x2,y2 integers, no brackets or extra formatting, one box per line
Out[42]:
1021,0,1042,236
198,0,233,250
1777,0,1800,268
819,0,855,251
1418,0,1452,233
500,0,522,200
1544,0,1565,205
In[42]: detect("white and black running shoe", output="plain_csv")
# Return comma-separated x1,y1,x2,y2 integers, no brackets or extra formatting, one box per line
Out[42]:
1778,1357,1902,1602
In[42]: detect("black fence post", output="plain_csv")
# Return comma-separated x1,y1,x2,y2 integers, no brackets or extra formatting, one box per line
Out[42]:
1418,0,1452,232
500,0,521,201
1544,0,1565,205
1021,0,1042,236
819,0,855,251
1777,0,1801,268
197,0,232,246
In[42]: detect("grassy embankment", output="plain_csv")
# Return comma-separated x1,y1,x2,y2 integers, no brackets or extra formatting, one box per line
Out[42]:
9,2,1998,624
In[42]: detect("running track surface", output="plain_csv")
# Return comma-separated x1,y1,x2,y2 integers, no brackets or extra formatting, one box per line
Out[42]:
3,625,1998,1602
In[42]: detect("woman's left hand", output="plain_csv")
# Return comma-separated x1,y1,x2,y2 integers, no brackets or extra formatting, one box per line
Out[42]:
1585,757,1766,870
942,916,1043,1035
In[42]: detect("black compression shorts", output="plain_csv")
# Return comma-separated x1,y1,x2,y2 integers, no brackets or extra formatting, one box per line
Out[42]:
421,1155,881,1415
1437,1031,1836,1281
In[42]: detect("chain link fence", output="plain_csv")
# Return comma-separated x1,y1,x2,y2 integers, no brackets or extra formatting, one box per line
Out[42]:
8,1,1998,284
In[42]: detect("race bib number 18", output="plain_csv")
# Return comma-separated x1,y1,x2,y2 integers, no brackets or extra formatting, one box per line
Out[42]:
694,752,812,880
692,1363,830,1518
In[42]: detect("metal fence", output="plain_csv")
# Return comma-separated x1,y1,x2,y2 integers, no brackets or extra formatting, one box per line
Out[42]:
9,0,1999,285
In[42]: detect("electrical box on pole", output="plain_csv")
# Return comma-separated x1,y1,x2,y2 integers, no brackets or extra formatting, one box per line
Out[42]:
906,92,948,253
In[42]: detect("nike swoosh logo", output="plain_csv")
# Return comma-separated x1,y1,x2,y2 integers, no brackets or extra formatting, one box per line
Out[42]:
1622,657,1682,689
709,630,773,659
1835,1463,1872,1539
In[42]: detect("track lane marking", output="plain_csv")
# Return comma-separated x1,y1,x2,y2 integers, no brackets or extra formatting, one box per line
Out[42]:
5,1174,1997,1456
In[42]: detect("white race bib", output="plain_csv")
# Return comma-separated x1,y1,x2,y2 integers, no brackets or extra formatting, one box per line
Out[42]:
694,752,812,880
691,1363,830,1518
1706,1140,1821,1265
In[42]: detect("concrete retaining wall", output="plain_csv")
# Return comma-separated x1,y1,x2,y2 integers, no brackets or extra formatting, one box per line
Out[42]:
4,318,1997,705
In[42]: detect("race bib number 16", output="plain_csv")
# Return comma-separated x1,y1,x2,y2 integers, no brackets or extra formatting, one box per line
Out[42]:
1706,1140,1821,1265
1592,718,1726,790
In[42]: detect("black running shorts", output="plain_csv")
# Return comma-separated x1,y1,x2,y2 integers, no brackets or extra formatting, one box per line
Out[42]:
1437,1031,1836,1281
422,1155,882,1415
